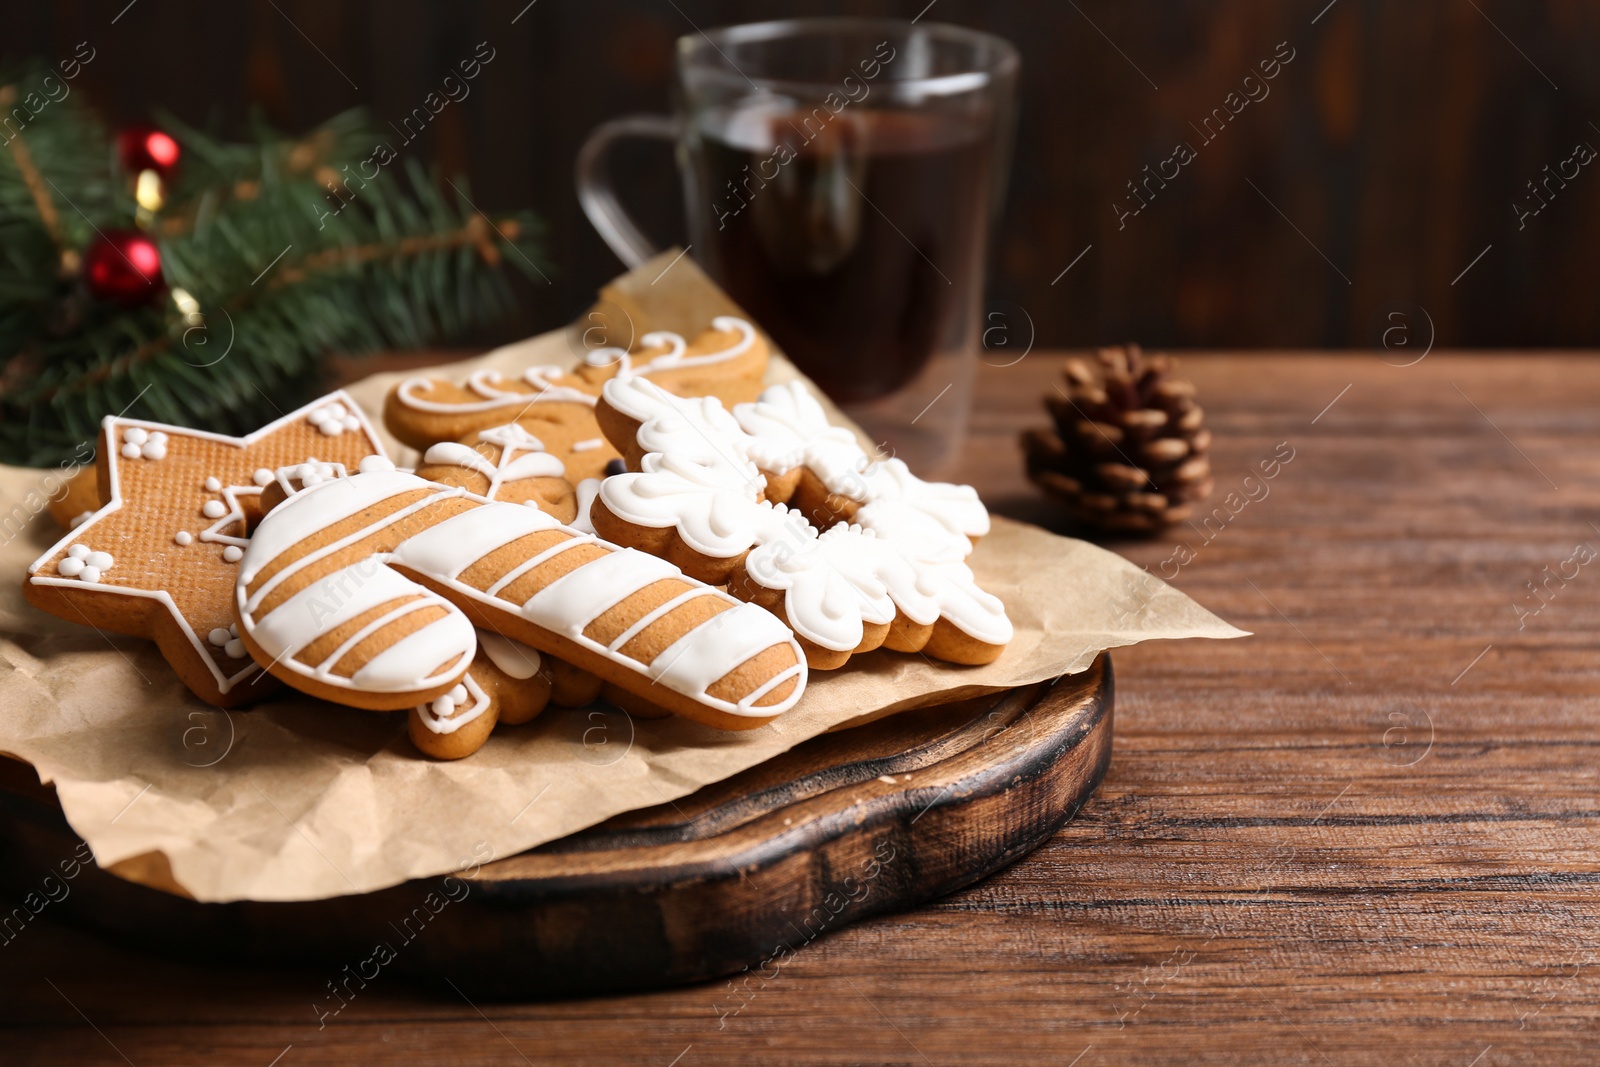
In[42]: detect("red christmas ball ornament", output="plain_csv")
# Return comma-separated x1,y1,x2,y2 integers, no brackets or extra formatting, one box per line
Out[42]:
83,230,165,306
115,125,181,181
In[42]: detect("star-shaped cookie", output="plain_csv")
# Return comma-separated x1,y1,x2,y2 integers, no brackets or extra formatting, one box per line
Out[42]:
24,393,390,707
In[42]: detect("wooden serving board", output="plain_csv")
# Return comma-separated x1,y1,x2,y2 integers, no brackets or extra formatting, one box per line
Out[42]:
0,656,1111,999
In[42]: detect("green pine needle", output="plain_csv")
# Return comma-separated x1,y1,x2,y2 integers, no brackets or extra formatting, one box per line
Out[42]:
0,69,547,466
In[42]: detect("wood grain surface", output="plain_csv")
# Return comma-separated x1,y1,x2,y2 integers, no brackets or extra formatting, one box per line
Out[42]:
4,351,1599,1064
0,667,1111,1000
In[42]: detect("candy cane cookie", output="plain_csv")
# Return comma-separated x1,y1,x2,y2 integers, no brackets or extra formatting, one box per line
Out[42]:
235,466,806,731
592,378,1012,669
384,316,770,482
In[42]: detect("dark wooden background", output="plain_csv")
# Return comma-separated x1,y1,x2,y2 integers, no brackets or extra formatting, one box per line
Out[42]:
7,0,1599,350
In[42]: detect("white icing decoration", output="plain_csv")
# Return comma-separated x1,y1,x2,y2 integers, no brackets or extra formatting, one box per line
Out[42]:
204,476,222,492
358,455,395,474
420,424,566,502
477,630,541,679
223,545,243,563
598,377,1011,651
571,478,600,534
69,511,91,528
236,470,804,717
395,316,759,416
209,627,231,646
417,673,491,735
175,530,192,545
224,639,245,659
202,500,226,519
253,468,275,486
309,402,362,436
57,545,113,582
24,390,389,697
572,438,604,452
119,427,169,461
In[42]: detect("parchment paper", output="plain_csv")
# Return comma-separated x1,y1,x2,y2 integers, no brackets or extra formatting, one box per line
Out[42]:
0,252,1246,903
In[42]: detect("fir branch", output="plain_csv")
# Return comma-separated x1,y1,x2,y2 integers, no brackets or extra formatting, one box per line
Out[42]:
0,97,548,467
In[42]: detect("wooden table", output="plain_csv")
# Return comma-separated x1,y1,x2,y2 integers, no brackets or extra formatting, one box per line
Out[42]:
5,352,1597,1065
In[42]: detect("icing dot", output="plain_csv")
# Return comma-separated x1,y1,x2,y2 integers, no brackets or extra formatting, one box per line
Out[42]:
121,443,141,459
358,455,395,474
149,431,167,445
224,639,245,659
341,415,361,432
202,500,227,518
142,439,166,460
79,565,101,583
222,545,243,563
572,438,604,452
85,551,113,571
229,624,238,637
208,627,231,646
431,695,454,716
174,530,192,546
57,557,84,577
124,427,148,446
449,684,468,704
326,402,347,420
67,544,90,559
253,468,274,486
204,476,222,492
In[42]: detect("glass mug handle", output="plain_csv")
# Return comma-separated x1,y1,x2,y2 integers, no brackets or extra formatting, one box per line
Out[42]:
575,114,680,268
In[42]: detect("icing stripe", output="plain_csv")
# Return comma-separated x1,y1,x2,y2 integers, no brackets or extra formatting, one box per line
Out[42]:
316,597,443,680
352,611,476,690
647,602,795,699
245,490,449,614
241,471,428,585
253,564,422,661
483,535,594,598
741,663,806,709
607,587,715,652
394,503,561,580
522,548,681,637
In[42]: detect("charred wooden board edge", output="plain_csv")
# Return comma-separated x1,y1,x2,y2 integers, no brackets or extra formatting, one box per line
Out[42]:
0,657,1112,1000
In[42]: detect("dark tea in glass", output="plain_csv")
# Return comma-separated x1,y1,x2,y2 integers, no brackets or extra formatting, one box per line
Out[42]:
691,106,993,404
577,18,1017,469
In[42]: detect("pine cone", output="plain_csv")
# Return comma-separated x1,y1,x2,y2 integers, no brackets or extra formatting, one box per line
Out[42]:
1021,345,1213,535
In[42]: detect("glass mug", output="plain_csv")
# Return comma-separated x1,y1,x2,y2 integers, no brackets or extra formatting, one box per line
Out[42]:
577,17,1018,472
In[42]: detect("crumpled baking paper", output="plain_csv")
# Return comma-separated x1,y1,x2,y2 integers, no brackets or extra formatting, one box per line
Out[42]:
0,252,1245,903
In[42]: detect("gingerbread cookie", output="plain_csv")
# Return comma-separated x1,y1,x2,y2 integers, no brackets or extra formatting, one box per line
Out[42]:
234,465,806,731
47,465,102,530
409,629,625,759
24,394,390,707
592,378,1011,669
409,630,552,759
384,316,770,482
412,423,577,522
